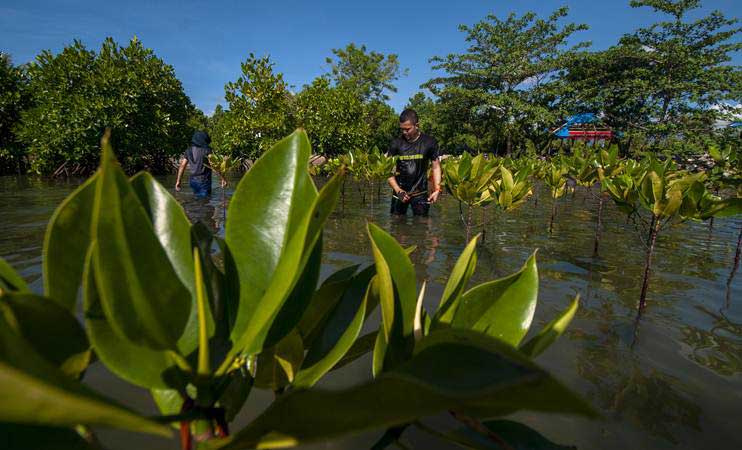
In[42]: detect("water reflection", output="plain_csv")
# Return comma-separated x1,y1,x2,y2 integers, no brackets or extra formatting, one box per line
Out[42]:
682,305,742,377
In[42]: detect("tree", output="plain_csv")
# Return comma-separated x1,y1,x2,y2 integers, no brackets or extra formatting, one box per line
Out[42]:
16,37,195,175
424,7,589,154
295,77,369,156
562,0,741,152
365,99,398,152
0,53,31,174
212,54,294,160
326,43,407,103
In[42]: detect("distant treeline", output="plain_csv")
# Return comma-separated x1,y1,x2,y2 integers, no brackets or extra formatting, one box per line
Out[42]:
1,0,739,176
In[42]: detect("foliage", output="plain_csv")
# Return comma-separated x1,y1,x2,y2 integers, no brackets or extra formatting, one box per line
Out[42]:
0,53,31,174
562,0,741,150
442,153,499,207
542,158,571,200
424,7,589,154
0,129,594,449
485,165,534,211
365,99,399,154
295,77,369,156
16,37,196,175
325,43,407,103
212,54,295,160
207,153,240,180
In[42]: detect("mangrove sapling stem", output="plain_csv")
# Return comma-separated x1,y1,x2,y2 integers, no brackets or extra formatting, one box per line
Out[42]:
341,178,346,214
466,206,473,243
593,193,605,257
481,207,487,242
358,184,366,205
449,410,515,450
549,197,558,235
726,224,742,306
638,214,661,311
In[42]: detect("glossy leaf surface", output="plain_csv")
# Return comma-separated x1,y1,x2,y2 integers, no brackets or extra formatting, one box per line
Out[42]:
42,173,97,310
451,252,538,347
91,138,191,350
211,329,594,449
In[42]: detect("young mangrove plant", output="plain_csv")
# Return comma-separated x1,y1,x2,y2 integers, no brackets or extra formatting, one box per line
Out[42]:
442,152,499,241
482,165,534,233
0,129,596,449
542,158,570,234
603,157,740,311
592,145,624,255
207,152,241,225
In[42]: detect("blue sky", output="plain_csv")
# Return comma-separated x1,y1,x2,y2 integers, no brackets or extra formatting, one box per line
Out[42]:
2,0,740,115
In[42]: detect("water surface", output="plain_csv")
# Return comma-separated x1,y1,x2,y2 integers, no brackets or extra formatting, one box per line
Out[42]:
1,174,740,450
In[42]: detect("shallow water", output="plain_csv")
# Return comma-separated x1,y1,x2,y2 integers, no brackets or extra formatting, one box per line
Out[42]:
1,174,740,450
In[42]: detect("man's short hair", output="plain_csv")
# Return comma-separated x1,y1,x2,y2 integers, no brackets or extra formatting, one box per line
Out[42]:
399,109,419,124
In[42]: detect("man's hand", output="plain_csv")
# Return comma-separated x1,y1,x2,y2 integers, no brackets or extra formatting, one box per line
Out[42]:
397,190,411,204
175,181,182,192
428,188,441,203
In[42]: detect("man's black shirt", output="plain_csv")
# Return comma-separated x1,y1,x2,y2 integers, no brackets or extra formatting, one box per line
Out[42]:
388,133,439,193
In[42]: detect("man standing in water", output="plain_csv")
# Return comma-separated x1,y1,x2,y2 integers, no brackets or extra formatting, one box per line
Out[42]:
387,109,442,215
176,130,213,198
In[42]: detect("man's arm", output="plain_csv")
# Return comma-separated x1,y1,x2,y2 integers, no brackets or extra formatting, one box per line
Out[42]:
428,159,442,203
387,176,411,203
387,176,402,194
175,158,188,191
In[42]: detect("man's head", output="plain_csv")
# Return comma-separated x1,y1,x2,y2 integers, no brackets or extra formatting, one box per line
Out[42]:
399,109,420,142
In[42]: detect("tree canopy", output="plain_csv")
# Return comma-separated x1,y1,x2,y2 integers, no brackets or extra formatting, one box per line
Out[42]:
16,37,196,175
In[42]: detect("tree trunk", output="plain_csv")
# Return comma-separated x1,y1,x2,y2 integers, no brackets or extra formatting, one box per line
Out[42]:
638,215,661,311
593,194,604,257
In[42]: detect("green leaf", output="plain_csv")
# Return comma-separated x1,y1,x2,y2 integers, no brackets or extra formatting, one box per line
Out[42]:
83,245,186,390
297,264,360,348
42,173,96,310
0,313,171,437
253,330,304,391
91,138,191,350
433,235,479,327
501,166,514,191
519,295,579,358
451,252,538,347
218,370,254,422
225,130,316,351
293,265,372,388
0,294,90,378
331,331,378,372
224,134,344,361
263,235,323,348
210,329,594,450
367,223,418,372
706,197,742,218
130,172,205,355
445,419,575,450
193,247,210,377
215,237,240,333
0,257,30,295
